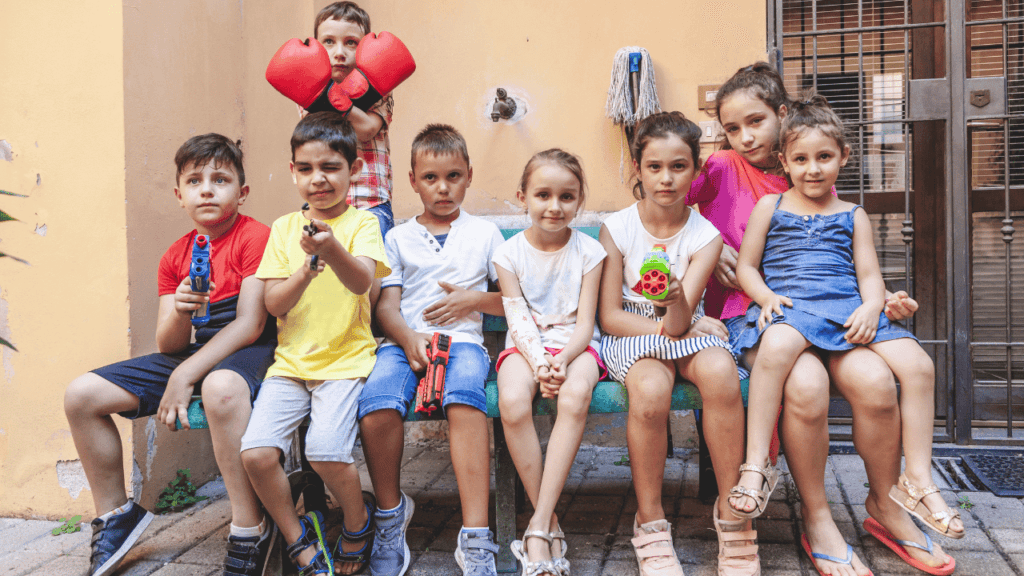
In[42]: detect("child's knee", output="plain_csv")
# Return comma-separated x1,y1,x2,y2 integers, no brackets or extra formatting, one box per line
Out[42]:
628,374,672,423
693,348,739,387
241,446,281,475
759,326,807,359
64,373,114,417
200,371,249,419
499,387,534,425
359,408,401,436
783,372,829,420
555,382,593,418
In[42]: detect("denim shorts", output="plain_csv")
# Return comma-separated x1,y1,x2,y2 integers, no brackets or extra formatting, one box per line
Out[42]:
366,202,395,239
357,342,490,419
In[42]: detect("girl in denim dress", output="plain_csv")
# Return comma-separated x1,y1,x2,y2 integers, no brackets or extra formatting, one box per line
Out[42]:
726,95,964,566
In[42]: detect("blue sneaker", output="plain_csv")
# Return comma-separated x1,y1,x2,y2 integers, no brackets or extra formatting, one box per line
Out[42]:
88,501,154,576
223,516,278,576
369,491,415,576
286,511,333,575
454,528,499,576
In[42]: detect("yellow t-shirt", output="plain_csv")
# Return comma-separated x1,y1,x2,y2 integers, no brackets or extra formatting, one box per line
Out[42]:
256,208,390,380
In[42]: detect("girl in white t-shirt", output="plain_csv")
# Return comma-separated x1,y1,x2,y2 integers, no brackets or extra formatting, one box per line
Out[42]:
493,149,607,576
598,113,755,576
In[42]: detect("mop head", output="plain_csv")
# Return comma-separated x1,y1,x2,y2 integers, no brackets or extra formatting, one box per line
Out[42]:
605,47,661,126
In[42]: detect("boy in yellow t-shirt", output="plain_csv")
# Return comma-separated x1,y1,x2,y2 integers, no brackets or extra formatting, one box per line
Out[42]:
240,111,389,576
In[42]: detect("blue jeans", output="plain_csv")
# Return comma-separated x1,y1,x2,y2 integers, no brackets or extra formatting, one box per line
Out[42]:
366,202,395,239
358,343,490,419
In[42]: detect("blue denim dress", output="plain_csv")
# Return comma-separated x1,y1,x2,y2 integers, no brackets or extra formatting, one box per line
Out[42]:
731,196,915,355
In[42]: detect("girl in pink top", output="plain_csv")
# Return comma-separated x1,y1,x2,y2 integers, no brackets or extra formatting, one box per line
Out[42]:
684,63,955,576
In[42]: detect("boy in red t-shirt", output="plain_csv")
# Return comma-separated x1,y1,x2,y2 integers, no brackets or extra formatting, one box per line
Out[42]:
64,134,278,576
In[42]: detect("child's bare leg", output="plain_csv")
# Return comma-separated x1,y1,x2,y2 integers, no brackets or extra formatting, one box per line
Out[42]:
201,370,261,528
358,409,405,510
869,339,963,535
530,355,598,563
242,447,314,565
781,351,872,576
676,346,746,523
830,348,951,568
447,404,491,528
731,324,810,514
63,373,139,514
497,354,544,514
623,357,676,524
310,461,369,574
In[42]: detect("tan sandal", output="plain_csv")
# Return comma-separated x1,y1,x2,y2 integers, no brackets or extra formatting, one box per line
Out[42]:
728,460,779,519
511,530,559,576
713,498,760,576
888,474,965,539
631,516,685,576
548,524,569,576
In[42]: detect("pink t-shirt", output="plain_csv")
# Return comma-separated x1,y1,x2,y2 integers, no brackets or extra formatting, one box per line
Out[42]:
686,150,788,320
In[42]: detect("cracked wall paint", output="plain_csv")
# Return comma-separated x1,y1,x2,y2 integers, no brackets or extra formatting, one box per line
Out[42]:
56,460,91,500
34,224,47,236
145,417,158,480
0,140,12,162
0,294,13,379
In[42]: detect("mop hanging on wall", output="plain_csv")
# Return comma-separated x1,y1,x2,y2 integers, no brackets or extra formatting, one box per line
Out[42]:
605,47,661,180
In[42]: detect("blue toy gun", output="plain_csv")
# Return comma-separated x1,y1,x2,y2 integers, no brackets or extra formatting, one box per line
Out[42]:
190,234,211,327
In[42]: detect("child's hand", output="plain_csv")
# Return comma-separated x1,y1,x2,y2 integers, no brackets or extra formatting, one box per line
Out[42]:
300,218,336,257
651,275,685,311
844,303,881,344
757,293,792,330
714,245,741,290
301,254,327,280
686,316,730,341
423,281,478,326
157,368,198,431
172,279,216,315
548,355,567,384
884,291,918,321
402,332,432,372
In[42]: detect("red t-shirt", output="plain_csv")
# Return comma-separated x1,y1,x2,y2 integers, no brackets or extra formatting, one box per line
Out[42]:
157,214,271,342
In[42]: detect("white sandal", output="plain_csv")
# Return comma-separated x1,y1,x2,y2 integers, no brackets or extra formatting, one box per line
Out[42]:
728,459,779,519
549,524,570,575
631,516,685,576
510,530,559,576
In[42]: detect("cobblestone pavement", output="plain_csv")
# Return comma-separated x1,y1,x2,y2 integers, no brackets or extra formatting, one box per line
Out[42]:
3,444,1023,575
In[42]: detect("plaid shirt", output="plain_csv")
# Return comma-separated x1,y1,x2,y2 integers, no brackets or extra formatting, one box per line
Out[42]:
348,94,394,209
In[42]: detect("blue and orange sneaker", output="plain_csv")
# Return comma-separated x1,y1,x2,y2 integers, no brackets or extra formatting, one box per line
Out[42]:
88,501,154,576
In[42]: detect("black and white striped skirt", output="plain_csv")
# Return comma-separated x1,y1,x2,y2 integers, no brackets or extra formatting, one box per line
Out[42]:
599,301,734,383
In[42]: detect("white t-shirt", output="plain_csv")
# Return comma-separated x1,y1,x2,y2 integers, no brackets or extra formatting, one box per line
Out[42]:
492,229,607,350
381,211,505,348
603,203,720,305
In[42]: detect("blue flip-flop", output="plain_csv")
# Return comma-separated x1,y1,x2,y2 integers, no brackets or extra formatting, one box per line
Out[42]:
801,534,874,576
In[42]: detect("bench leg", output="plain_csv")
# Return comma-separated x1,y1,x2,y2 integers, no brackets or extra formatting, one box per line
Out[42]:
492,418,518,573
695,409,719,504
298,424,328,515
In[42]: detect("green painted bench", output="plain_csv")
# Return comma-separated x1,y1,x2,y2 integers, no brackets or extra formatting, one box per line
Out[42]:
180,226,749,573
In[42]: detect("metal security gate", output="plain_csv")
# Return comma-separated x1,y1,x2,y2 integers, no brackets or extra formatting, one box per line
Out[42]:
769,0,1023,444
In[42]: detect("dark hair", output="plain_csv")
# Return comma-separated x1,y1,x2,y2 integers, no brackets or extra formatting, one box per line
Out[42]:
714,62,791,150
518,148,588,204
314,1,371,37
174,133,245,185
290,111,359,164
629,112,702,200
411,124,470,171
779,92,847,156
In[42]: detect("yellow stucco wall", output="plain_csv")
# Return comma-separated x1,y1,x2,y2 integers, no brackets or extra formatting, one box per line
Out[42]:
0,0,767,518
0,0,129,517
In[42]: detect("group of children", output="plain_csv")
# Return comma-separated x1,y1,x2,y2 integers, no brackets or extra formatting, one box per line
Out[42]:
62,4,966,576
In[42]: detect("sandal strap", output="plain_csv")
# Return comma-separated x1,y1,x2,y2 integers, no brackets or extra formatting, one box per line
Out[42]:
894,532,935,554
729,486,767,506
632,531,675,560
721,543,759,558
927,508,961,533
523,529,554,544
718,529,757,542
340,504,375,543
810,543,854,565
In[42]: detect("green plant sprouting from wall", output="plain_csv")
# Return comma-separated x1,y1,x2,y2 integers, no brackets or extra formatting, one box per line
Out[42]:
0,188,28,351
155,469,208,514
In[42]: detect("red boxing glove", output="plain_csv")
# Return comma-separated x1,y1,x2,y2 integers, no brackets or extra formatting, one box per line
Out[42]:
337,32,416,111
265,38,332,109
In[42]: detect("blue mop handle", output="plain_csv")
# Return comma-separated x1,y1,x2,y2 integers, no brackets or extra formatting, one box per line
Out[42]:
629,52,642,73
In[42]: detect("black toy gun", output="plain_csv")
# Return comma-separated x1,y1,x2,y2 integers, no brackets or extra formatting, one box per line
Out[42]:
303,220,319,271
190,235,211,327
415,333,451,416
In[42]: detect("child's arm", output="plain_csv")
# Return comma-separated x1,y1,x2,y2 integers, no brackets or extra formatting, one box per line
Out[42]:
347,108,386,143
155,279,212,354
264,254,324,317
597,224,662,337
421,281,504,326
736,196,792,329
543,262,604,396
845,207,886,344
375,285,432,372
156,276,269,430
660,236,723,338
304,217,376,295
495,264,552,381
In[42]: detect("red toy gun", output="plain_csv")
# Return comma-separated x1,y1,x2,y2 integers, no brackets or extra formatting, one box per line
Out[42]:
415,333,451,415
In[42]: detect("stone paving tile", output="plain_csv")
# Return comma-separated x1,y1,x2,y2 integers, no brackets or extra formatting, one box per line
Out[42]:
407,550,460,574
149,564,220,576
600,558,640,575
960,491,1024,529
1009,553,1024,572
991,528,1024,553
174,524,228,565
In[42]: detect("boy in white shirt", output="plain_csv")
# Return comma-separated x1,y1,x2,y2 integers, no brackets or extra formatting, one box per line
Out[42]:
357,124,506,576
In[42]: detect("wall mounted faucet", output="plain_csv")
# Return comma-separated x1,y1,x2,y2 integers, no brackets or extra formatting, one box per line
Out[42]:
491,88,517,122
